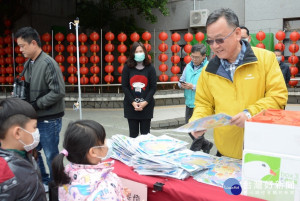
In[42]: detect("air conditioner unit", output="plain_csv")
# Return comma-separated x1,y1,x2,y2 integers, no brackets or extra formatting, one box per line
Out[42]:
190,9,209,27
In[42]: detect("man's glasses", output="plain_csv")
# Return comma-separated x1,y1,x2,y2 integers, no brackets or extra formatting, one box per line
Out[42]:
191,56,201,60
206,27,237,45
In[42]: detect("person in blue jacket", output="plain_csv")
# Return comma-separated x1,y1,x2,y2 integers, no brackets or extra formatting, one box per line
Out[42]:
178,44,213,153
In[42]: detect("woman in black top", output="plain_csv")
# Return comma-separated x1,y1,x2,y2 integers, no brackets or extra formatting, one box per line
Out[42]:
122,42,157,138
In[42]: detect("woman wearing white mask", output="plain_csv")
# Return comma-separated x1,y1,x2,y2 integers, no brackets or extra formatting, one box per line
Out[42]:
0,98,47,201
122,42,157,138
52,120,129,201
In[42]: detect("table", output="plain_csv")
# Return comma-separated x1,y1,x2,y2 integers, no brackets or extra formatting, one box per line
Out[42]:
111,160,265,201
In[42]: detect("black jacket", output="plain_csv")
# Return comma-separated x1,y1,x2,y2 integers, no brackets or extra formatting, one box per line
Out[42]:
279,61,291,85
0,148,47,201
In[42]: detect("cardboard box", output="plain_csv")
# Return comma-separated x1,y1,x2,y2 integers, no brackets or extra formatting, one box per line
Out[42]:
242,110,300,201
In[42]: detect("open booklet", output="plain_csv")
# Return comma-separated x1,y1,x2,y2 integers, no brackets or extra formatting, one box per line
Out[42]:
174,113,232,133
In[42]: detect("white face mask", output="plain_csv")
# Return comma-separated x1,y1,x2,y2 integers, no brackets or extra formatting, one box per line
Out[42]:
19,128,40,152
93,139,113,161
276,56,282,62
242,38,249,42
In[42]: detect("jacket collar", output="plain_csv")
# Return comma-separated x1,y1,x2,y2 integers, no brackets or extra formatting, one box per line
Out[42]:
206,41,258,75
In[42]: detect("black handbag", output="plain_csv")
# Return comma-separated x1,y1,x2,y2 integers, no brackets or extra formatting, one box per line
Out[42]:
12,64,30,101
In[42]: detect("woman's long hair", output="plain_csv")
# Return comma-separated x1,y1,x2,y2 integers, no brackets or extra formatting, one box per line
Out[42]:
126,41,151,68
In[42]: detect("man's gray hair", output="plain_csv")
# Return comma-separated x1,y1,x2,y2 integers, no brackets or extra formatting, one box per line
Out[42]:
191,44,206,55
206,8,239,28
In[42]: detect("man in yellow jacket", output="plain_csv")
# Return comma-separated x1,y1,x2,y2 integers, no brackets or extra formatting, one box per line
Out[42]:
190,8,288,159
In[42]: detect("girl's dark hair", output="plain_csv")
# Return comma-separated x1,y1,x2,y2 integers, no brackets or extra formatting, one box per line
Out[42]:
0,98,37,139
126,41,151,68
52,120,106,185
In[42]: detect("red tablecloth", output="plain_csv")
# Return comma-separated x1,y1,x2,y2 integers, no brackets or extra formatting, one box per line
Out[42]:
111,159,265,201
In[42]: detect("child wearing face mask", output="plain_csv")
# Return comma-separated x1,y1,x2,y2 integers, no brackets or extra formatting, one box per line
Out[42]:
0,98,47,201
51,120,129,201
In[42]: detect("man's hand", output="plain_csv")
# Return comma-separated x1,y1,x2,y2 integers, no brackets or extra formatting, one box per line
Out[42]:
139,101,148,109
132,102,142,111
181,82,193,90
230,112,249,128
191,130,206,138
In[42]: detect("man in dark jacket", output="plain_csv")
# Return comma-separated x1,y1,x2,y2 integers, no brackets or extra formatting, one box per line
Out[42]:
0,98,47,200
15,26,65,191
274,49,291,86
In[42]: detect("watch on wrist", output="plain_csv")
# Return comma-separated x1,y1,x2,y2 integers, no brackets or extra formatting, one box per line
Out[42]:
243,110,252,119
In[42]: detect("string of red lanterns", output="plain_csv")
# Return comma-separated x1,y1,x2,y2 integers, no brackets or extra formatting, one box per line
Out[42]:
183,33,193,64
42,33,52,54
66,33,77,84
170,32,181,82
89,32,100,85
288,31,300,87
104,32,115,84
79,33,89,84
158,31,169,82
54,32,65,83
117,32,127,84
0,36,5,84
256,31,266,49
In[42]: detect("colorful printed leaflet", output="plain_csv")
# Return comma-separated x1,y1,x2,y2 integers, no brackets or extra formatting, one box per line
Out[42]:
174,113,232,132
193,157,242,187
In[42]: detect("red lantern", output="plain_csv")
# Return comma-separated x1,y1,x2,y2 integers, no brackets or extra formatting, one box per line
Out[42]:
80,76,89,84
184,33,193,42
130,32,140,42
159,74,169,82
90,66,100,74
274,43,285,52
6,66,13,74
0,58,5,65
55,44,65,52
275,31,285,41
117,44,127,53
289,44,299,53
79,33,88,43
90,32,99,41
158,54,168,62
67,44,76,53
105,43,115,52
184,44,192,53
195,32,205,43
118,33,127,42
6,76,14,84
105,65,114,73
290,66,299,75
158,32,168,41
171,66,180,74
4,35,12,44
5,46,13,55
142,31,152,41
288,56,299,65
42,44,52,53
0,67,6,74
67,56,76,64
170,76,180,82
171,44,180,53
67,33,76,43
171,33,181,42
118,65,124,74
0,48,6,56
256,43,265,49
144,43,151,52
105,54,114,63
118,76,122,83
16,65,24,73
79,56,89,64
90,55,100,64
289,80,298,86
42,33,51,42
105,32,115,41
171,55,180,64
90,76,100,84
55,55,65,63
59,65,65,72
5,57,13,64
289,31,300,42
67,66,77,74
79,45,88,54
55,32,64,42
14,46,21,54
68,75,77,84
0,76,5,84
90,44,100,53
158,43,168,52
80,66,89,75
256,31,266,41
118,55,127,64
184,55,192,64
159,64,168,72
104,74,114,83
15,56,25,64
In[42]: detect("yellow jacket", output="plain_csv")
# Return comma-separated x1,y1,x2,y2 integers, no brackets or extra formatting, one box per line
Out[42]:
190,44,288,159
